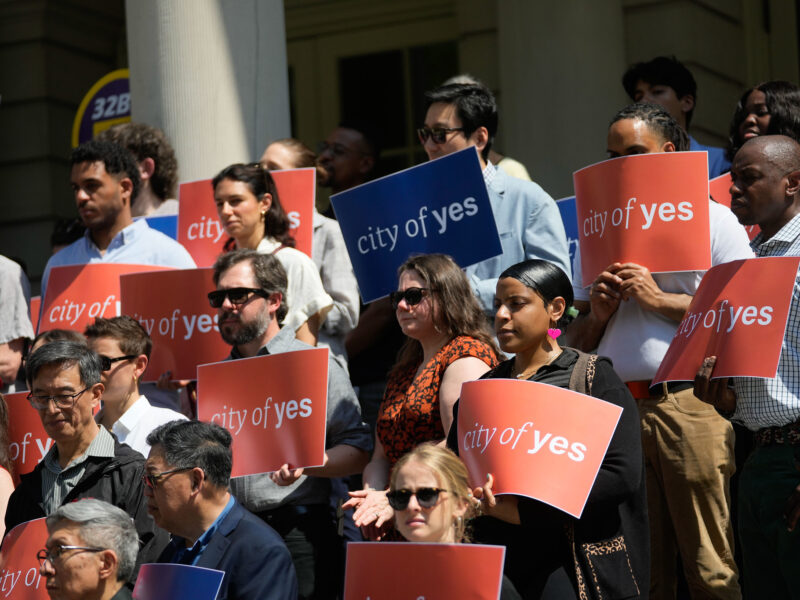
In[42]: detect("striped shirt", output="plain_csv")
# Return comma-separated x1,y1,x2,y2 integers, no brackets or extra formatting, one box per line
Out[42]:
41,426,116,515
733,213,800,430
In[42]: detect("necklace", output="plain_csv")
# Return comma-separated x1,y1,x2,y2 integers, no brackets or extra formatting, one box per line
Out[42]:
512,349,562,380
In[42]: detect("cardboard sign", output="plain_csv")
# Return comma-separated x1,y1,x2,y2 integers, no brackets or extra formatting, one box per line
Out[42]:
0,518,49,599
573,152,711,288
5,392,52,483
133,564,224,600
331,147,502,303
177,170,315,268
39,264,173,334
709,172,760,240
120,268,229,382
457,379,623,518
344,543,505,600
29,296,40,336
653,256,800,383
196,348,329,477
556,196,579,268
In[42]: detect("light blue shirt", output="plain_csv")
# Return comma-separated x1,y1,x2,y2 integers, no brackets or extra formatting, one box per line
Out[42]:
466,163,571,313
689,136,730,179
41,219,196,297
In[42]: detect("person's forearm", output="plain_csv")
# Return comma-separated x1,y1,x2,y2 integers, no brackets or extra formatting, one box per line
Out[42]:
648,292,692,323
0,339,24,384
362,456,391,491
565,312,607,352
303,445,369,478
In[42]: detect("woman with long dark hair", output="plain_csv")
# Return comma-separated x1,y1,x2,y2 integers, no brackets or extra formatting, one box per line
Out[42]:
212,163,332,345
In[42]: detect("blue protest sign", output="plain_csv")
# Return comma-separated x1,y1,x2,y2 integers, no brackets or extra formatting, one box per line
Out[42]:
142,214,178,239
331,147,501,302
133,563,224,600
556,196,579,269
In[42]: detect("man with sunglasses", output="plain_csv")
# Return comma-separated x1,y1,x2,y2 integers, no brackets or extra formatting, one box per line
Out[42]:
147,420,296,600
40,498,139,599
210,249,371,600
84,316,186,457
5,341,168,577
420,82,571,313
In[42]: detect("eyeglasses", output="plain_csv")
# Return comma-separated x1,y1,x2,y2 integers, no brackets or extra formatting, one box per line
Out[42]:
417,126,465,145
208,287,269,309
142,466,195,490
99,354,137,371
390,287,431,310
386,488,447,510
27,388,89,411
317,142,366,157
37,545,105,566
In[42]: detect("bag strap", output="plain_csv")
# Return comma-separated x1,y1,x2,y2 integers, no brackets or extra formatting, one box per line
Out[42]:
567,348,598,396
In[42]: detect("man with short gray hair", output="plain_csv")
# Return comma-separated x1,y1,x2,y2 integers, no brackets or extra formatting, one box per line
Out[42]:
5,341,167,573
40,498,138,599
147,420,296,600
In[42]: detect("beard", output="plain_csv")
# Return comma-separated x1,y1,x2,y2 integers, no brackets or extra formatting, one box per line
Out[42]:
219,311,270,347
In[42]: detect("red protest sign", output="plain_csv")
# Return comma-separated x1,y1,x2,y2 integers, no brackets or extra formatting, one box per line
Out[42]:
653,256,800,383
0,518,49,599
177,172,314,268
120,268,229,382
573,151,711,288
39,264,173,334
344,542,505,600
709,172,760,240
457,379,623,518
5,392,52,483
196,348,329,477
30,296,40,335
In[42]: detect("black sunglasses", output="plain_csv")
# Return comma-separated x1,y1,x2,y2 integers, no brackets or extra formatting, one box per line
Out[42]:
99,354,137,371
208,287,269,309
390,287,431,310
417,126,465,144
387,487,447,510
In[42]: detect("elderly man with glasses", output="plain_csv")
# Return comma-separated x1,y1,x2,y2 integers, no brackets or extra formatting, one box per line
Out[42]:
5,341,168,575
146,419,296,600
39,498,138,600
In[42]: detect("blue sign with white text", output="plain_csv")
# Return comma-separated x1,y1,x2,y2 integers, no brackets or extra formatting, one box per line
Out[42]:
556,196,579,270
332,148,502,303
133,563,224,600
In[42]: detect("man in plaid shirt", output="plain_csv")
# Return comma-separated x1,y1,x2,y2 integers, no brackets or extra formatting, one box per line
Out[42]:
695,134,800,598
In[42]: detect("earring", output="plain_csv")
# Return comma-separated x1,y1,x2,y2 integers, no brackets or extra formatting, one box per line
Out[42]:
547,328,561,340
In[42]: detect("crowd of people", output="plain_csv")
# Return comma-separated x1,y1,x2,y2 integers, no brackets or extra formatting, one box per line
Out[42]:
0,54,799,600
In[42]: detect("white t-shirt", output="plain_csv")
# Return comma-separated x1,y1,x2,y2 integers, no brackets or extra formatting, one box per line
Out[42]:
97,395,187,457
572,200,754,382
256,237,333,333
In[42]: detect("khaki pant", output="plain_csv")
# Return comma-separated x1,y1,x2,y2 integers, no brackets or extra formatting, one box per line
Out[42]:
638,386,741,599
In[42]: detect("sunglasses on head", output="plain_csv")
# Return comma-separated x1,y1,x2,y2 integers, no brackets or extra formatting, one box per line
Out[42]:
207,287,269,309
386,487,447,510
417,126,465,145
389,287,431,310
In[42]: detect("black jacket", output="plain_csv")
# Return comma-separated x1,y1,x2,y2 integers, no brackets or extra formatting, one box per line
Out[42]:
4,437,169,577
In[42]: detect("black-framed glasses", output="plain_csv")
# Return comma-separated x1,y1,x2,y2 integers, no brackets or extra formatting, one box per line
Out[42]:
390,287,431,310
37,545,105,566
386,488,447,510
27,388,89,411
417,126,465,145
208,287,269,309
142,466,195,490
99,354,137,371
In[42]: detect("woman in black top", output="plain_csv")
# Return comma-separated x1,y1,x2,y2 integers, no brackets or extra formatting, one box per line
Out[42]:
447,259,649,600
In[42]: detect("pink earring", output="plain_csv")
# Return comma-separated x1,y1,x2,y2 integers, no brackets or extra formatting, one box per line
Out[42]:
547,328,561,340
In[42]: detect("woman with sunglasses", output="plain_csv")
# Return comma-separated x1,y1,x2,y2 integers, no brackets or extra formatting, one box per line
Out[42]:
346,253,499,539
446,259,647,600
212,163,332,345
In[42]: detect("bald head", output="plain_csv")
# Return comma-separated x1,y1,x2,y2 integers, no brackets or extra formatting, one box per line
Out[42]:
730,134,800,239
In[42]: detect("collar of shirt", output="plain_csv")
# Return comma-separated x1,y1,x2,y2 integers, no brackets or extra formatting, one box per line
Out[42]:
229,324,297,360
172,495,235,565
482,160,497,187
82,219,146,255
111,395,150,436
255,236,282,254
751,212,800,256
43,425,116,474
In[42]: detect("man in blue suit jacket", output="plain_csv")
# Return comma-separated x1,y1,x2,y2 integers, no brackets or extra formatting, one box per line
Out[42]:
146,420,297,600
420,83,571,313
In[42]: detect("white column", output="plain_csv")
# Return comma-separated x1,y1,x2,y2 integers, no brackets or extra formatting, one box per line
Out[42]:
496,1,628,198
125,0,291,181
